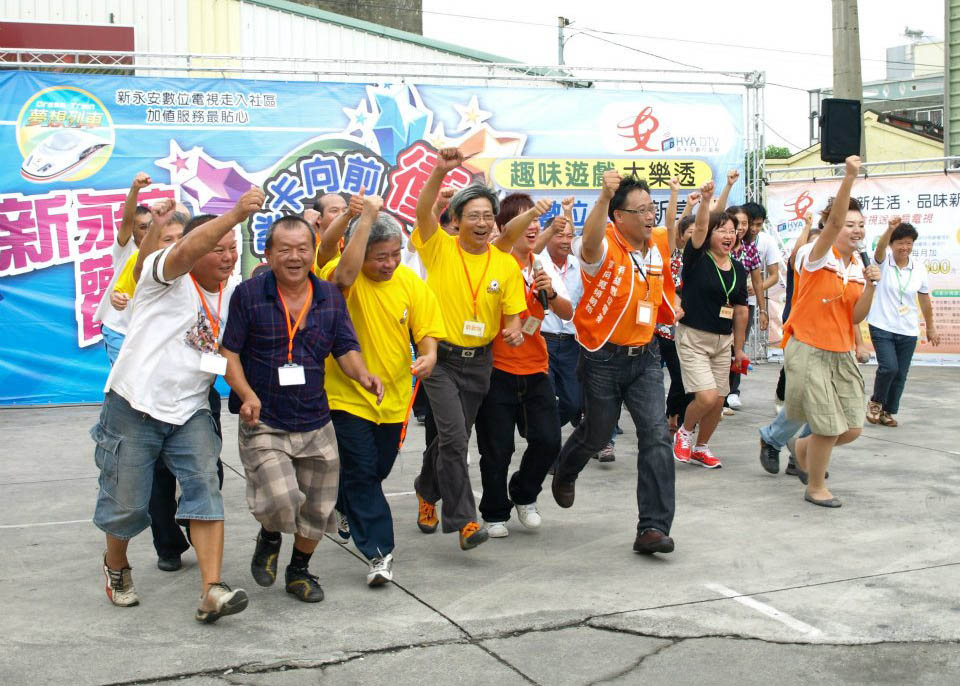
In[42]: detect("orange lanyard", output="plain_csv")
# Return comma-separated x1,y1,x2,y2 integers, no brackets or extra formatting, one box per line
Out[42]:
822,248,852,304
398,378,420,450
276,281,313,364
456,239,492,319
520,253,536,304
190,276,223,340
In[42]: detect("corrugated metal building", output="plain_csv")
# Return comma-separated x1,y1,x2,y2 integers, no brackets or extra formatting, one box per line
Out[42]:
1,0,559,85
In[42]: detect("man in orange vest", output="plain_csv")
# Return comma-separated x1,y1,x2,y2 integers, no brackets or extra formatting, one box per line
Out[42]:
551,171,676,555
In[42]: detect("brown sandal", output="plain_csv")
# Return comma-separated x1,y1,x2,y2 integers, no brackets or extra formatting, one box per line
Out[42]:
866,400,882,424
879,411,898,427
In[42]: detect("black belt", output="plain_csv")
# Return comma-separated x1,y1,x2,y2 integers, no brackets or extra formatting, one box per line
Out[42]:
601,340,656,357
541,331,575,341
438,340,491,359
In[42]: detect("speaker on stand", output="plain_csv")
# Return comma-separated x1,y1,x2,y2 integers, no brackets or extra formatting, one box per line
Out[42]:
819,98,862,163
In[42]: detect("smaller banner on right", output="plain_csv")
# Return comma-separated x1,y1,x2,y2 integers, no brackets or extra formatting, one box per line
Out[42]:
766,173,960,364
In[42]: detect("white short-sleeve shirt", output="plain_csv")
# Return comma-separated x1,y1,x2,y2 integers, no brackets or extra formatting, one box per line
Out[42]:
866,249,930,337
105,246,236,425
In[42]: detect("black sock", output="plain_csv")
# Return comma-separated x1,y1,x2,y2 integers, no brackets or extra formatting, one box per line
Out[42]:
290,546,312,570
260,527,281,543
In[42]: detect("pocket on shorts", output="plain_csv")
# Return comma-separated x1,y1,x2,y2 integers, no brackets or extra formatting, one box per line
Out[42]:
90,423,121,488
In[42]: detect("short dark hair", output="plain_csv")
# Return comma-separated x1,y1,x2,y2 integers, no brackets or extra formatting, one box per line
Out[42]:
609,175,651,223
134,205,151,218
704,211,735,249
818,196,863,226
313,193,347,215
438,207,452,228
677,215,696,234
496,193,534,227
265,215,316,251
891,222,918,243
741,201,767,223
182,214,216,236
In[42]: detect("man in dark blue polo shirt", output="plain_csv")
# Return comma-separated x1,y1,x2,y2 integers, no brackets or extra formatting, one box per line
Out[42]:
221,215,383,604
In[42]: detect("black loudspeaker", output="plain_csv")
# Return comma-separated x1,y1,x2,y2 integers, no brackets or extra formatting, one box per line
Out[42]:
820,98,861,163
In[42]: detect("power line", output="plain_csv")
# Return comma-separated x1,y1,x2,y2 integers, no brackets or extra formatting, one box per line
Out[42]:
764,123,803,150
332,1,947,70
574,32,706,71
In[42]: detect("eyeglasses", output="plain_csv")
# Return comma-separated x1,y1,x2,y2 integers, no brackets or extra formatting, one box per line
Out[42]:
714,229,737,235
463,213,495,222
619,206,657,216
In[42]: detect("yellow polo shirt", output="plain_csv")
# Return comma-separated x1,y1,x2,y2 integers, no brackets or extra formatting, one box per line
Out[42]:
412,226,526,347
113,251,139,297
320,257,446,424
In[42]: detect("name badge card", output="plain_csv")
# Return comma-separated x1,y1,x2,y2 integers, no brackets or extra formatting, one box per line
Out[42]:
897,305,909,316
521,316,542,335
636,301,654,325
463,320,486,337
200,352,227,375
278,363,306,386
719,305,734,320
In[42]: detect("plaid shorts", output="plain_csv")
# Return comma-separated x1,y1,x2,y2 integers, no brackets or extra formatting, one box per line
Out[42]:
237,419,339,540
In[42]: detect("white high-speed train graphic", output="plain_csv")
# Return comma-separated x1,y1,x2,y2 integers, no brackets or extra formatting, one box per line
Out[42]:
20,130,110,182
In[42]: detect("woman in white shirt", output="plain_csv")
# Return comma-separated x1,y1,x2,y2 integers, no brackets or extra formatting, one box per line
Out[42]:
866,218,940,427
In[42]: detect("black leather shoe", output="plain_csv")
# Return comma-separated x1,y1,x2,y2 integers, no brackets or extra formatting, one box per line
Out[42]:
157,555,182,572
759,437,780,474
285,566,324,602
251,532,282,587
551,474,575,508
633,528,675,555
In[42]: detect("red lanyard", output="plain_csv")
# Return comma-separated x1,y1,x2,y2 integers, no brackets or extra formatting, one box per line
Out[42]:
456,239,492,319
276,282,313,364
190,276,223,340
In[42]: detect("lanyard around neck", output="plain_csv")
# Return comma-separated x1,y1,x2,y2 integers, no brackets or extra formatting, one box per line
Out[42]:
706,251,736,304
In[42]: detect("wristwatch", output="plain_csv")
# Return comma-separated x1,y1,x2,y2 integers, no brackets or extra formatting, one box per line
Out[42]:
547,289,558,300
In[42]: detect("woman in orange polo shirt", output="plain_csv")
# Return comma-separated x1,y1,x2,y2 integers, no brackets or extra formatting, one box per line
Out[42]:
782,156,881,508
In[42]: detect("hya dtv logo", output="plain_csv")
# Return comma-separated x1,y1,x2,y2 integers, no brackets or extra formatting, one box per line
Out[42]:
776,192,816,235
617,106,721,154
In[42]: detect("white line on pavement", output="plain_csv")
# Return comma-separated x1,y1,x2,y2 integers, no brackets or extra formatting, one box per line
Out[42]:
0,518,89,529
704,582,824,637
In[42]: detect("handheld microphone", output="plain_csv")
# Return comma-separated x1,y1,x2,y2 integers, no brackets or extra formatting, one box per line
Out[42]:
532,258,550,310
855,241,878,285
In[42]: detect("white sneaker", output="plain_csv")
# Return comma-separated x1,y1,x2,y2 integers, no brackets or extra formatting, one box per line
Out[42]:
722,406,735,416
195,582,248,623
514,502,542,529
367,553,394,587
484,520,509,538
102,554,139,607
726,394,742,410
332,509,350,544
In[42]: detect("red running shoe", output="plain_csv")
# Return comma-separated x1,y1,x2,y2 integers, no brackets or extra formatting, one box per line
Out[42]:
691,444,722,469
673,428,692,463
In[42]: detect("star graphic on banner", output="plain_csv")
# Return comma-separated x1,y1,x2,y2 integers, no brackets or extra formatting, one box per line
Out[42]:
371,85,431,162
342,99,375,135
182,158,235,208
452,125,527,178
452,96,491,132
426,122,451,149
155,139,196,181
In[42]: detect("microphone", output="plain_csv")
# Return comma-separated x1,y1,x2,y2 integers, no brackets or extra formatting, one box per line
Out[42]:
532,257,550,310
855,241,878,285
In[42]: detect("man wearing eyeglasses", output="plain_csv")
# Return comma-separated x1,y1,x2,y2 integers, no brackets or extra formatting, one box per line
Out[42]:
409,148,528,551
552,171,677,556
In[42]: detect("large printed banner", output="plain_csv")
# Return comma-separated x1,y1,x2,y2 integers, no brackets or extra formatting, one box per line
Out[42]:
767,176,960,363
0,71,743,404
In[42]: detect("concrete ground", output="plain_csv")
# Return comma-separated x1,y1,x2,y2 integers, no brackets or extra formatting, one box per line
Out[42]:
1,364,959,686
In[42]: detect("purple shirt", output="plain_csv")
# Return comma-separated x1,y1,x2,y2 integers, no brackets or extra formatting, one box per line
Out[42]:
732,241,762,273
222,271,360,432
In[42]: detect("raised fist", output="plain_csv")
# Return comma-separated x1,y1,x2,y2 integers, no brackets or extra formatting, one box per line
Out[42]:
132,172,151,189
844,155,861,178
533,197,553,216
600,170,622,200
436,147,464,173
233,187,266,221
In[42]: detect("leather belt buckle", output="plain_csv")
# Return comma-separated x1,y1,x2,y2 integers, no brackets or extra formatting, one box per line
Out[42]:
462,349,475,358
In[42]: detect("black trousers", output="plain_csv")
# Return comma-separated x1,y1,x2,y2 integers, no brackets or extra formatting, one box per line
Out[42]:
475,368,561,523
657,333,691,420
149,387,224,558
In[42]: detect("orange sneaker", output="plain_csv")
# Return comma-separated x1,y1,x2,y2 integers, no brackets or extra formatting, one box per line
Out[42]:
459,522,488,551
417,493,438,534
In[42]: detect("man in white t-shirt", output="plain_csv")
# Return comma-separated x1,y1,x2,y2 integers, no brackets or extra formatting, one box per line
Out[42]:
91,187,264,623
726,202,782,410
94,172,154,364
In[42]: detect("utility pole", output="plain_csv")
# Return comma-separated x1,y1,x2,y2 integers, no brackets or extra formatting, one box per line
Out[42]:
832,0,866,159
558,16,570,65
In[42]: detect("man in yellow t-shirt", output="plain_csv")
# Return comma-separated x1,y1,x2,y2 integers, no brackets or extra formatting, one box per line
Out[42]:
411,147,527,551
318,192,446,585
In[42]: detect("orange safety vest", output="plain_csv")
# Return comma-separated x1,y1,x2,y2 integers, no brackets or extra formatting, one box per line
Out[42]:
574,226,664,351
651,227,675,325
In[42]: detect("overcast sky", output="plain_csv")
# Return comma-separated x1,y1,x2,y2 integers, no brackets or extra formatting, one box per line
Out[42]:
422,0,944,153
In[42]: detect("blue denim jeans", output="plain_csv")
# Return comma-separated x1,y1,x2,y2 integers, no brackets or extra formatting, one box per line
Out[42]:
545,333,583,427
556,340,675,534
92,390,224,540
868,325,917,415
759,406,812,451
331,411,402,560
101,325,125,366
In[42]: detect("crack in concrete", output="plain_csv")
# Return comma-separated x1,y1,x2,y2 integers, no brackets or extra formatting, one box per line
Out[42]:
584,639,678,686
